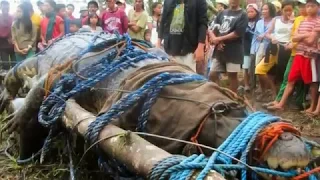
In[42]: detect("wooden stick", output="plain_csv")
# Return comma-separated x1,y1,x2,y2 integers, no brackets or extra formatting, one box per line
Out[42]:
62,99,225,179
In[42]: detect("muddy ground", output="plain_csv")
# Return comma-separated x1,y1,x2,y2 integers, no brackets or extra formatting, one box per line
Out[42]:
0,78,319,179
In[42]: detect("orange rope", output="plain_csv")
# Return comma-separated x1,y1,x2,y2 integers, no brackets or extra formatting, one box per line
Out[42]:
190,111,211,154
292,167,320,180
44,60,74,97
254,122,301,161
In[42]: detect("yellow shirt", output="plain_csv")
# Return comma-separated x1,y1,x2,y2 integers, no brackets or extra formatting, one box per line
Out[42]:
291,16,305,56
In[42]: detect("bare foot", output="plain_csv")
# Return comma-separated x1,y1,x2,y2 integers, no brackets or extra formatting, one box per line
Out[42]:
304,110,320,118
266,104,284,111
301,107,314,114
262,101,278,108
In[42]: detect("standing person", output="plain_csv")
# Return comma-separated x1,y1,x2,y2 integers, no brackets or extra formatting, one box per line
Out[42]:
128,0,148,41
116,0,126,13
250,3,276,95
81,13,103,32
158,0,208,75
243,4,260,92
56,4,70,34
147,2,162,45
266,0,320,112
37,0,45,17
12,4,37,62
101,0,128,35
0,0,14,70
208,0,248,92
79,6,88,22
82,1,99,25
66,4,75,20
272,1,282,16
39,0,64,50
255,0,294,100
265,0,307,109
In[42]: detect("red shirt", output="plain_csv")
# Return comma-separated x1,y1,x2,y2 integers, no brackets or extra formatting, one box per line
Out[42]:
101,8,128,35
68,15,75,20
40,16,64,41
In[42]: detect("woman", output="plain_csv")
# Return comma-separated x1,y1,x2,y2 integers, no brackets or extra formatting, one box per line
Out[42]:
250,3,276,98
243,4,260,92
12,4,37,61
128,0,148,40
255,0,294,101
147,2,162,45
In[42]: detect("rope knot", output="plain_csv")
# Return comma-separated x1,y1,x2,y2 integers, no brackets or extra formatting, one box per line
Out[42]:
255,122,301,161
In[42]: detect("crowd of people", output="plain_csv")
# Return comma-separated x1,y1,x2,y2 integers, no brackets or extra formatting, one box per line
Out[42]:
0,0,320,115
0,0,162,69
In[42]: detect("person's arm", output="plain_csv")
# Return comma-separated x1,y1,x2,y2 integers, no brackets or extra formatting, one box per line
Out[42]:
196,0,208,45
304,20,320,45
30,24,38,50
121,11,129,33
130,12,148,33
292,24,308,42
265,18,276,40
217,11,249,42
147,16,153,30
57,18,65,38
11,25,21,52
250,20,261,54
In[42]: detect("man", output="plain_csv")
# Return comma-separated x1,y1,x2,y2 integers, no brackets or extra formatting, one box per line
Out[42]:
66,4,75,20
208,0,248,92
82,1,99,25
0,0,14,70
101,0,128,35
79,6,88,21
56,4,70,34
157,0,208,75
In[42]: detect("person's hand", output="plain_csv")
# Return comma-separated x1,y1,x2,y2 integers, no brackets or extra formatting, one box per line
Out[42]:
284,43,292,50
194,45,205,62
210,37,221,45
271,37,278,44
217,43,225,51
257,34,264,41
42,40,47,46
48,40,53,45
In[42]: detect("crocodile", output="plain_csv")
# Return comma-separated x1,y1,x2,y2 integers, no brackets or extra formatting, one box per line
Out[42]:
0,32,318,179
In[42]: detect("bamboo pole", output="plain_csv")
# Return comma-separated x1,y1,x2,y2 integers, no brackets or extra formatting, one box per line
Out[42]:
62,99,225,179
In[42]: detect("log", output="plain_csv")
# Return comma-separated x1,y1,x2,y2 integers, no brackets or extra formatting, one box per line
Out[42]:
62,99,225,179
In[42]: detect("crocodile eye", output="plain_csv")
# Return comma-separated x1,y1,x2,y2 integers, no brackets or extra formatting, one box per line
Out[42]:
279,132,293,141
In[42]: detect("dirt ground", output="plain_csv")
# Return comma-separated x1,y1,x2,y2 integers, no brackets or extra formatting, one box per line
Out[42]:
0,79,319,179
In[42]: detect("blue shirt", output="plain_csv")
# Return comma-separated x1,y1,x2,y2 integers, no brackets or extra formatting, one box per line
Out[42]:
64,17,70,34
250,18,272,55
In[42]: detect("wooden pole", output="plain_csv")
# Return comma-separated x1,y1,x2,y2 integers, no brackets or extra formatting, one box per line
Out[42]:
62,99,225,179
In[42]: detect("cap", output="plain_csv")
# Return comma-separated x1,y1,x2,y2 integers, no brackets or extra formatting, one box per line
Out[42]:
246,4,259,12
271,1,282,9
116,0,126,4
216,0,229,6
297,0,307,4
79,6,87,12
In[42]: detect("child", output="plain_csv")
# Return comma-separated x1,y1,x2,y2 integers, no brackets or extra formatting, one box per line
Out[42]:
267,0,320,112
81,13,103,32
243,4,259,92
144,29,151,43
69,19,81,33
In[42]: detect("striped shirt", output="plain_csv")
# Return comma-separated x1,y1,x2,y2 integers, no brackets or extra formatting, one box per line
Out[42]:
296,18,320,58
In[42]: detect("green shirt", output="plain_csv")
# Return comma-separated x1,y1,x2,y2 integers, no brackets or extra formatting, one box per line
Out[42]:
128,9,148,40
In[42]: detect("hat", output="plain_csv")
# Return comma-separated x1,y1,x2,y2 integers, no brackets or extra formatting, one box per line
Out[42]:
306,0,320,4
79,6,87,13
297,0,307,4
116,0,125,4
271,1,282,9
246,4,259,11
216,0,229,6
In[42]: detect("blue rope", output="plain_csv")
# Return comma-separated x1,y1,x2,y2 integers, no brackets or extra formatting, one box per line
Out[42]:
150,112,320,180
